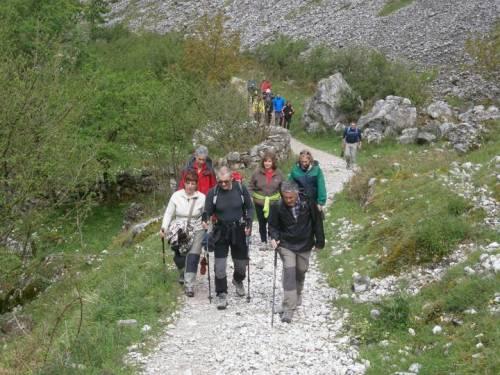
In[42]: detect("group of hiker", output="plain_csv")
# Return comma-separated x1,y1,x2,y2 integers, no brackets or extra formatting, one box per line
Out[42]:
250,79,295,129
159,78,364,324
160,145,326,323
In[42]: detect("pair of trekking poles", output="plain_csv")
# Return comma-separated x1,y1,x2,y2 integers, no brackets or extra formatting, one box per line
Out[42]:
161,233,252,304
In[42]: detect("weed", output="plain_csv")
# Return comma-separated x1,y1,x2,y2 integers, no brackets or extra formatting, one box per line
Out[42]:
378,0,415,17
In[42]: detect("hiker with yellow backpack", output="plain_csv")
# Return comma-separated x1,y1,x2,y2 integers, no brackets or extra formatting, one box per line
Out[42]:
249,151,284,251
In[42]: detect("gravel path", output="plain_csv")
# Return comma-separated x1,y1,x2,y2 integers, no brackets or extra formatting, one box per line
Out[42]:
138,137,365,374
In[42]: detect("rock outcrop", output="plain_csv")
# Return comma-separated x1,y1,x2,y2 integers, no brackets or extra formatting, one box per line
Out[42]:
303,73,356,133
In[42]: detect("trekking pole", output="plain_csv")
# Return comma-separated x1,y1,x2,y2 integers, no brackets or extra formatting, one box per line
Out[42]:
161,237,166,284
205,246,212,304
271,247,278,327
246,235,251,303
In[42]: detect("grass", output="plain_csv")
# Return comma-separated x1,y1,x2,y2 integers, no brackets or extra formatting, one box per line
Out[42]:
378,0,415,17
337,260,500,374
0,197,181,374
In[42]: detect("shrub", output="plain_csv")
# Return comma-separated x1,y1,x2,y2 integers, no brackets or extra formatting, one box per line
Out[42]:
465,20,500,76
337,89,363,120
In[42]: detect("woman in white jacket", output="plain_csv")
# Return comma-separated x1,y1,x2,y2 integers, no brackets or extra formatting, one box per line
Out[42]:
160,171,206,297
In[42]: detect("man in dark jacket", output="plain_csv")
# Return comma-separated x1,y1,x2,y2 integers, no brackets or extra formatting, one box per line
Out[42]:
203,167,254,310
268,181,325,323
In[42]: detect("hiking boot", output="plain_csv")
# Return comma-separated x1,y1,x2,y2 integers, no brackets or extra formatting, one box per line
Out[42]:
216,293,228,310
185,286,194,297
232,279,245,297
281,310,293,323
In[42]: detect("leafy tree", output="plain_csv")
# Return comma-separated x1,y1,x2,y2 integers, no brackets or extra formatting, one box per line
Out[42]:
182,12,242,84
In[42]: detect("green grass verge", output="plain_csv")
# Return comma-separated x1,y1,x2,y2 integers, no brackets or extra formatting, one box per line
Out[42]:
378,0,415,17
336,258,499,374
0,202,181,374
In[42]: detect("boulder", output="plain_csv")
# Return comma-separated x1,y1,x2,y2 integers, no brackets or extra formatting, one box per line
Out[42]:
303,73,357,132
398,128,418,144
363,128,383,144
359,96,417,139
444,122,482,154
416,131,436,144
427,100,453,120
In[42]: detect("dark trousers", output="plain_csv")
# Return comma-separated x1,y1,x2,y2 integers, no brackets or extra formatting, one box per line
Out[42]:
255,204,268,243
283,117,292,130
213,224,248,295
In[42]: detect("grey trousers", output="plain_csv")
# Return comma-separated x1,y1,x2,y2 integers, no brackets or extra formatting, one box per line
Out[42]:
345,143,358,168
278,247,311,312
184,229,204,288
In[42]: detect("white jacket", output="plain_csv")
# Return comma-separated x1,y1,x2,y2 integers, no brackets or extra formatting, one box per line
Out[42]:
161,190,206,232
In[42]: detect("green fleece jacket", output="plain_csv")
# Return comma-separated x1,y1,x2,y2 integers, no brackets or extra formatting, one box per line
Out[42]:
288,160,327,205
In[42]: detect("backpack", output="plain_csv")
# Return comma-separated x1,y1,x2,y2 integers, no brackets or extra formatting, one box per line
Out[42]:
247,80,257,93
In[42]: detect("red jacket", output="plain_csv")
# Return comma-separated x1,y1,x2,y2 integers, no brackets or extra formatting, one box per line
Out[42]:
178,157,216,195
260,80,271,93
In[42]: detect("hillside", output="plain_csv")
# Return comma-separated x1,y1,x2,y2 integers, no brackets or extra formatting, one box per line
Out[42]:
107,0,497,67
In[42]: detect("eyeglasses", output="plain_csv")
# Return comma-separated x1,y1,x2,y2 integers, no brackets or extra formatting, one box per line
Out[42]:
218,179,231,185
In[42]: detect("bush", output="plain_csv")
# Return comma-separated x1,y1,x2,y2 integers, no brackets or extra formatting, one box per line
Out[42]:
337,89,363,120
465,19,500,76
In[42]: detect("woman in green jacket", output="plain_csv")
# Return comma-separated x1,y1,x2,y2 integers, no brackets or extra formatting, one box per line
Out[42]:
288,149,327,212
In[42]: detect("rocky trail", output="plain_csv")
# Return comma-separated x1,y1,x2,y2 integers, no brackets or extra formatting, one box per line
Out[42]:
129,138,368,374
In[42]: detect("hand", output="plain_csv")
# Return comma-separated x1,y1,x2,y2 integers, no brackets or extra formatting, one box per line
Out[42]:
317,204,323,212
271,239,280,250
202,221,208,230
159,228,165,238
245,227,251,236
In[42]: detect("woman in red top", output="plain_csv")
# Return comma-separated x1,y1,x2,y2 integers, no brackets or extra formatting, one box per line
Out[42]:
178,145,216,195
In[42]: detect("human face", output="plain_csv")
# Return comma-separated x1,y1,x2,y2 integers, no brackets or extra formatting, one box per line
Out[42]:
263,158,273,170
299,155,311,170
195,155,206,167
282,191,298,207
184,180,197,195
218,175,232,190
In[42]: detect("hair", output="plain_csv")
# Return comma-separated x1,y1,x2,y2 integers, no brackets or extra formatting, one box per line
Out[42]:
216,166,232,179
298,149,313,161
281,181,299,194
260,151,277,170
184,170,198,184
194,145,209,158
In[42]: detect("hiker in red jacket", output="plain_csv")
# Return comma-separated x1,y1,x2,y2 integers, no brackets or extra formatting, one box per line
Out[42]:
260,79,271,95
178,145,217,195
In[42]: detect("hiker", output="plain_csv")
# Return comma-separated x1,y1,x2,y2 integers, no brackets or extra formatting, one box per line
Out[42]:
268,181,325,323
263,90,274,126
288,149,327,213
260,79,272,95
202,166,254,310
249,151,284,250
178,145,217,195
272,94,285,127
282,101,294,130
252,95,265,124
160,171,206,297
342,121,362,170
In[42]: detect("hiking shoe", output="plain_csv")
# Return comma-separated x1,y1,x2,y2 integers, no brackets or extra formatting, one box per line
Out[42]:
281,310,293,323
216,293,228,310
232,279,245,297
185,286,194,297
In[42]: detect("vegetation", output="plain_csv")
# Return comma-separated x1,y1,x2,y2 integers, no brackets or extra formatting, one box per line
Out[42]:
465,19,500,76
378,0,415,17
317,119,500,374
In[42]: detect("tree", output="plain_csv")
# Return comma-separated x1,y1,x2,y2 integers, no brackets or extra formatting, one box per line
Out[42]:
182,12,242,84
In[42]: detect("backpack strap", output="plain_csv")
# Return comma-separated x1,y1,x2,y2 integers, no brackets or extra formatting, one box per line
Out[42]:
212,181,247,216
